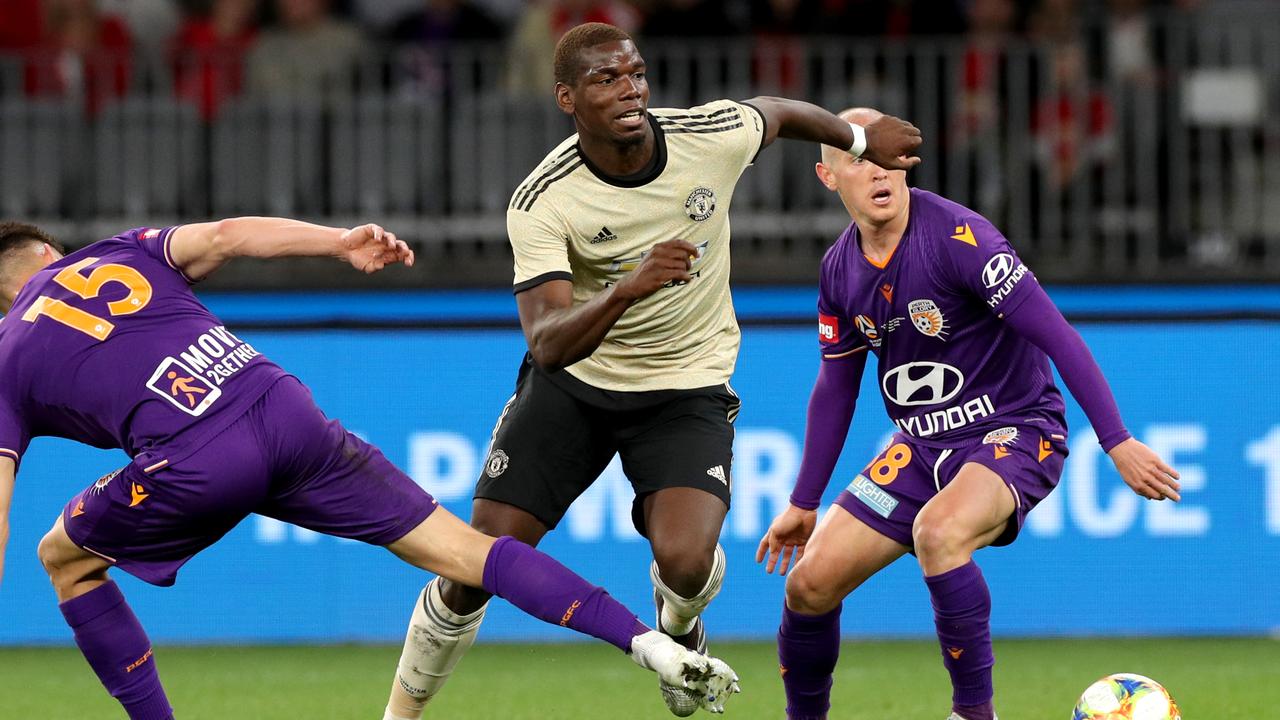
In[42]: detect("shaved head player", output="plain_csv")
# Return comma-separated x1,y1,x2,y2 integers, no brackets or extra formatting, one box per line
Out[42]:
384,22,923,720
756,108,1181,720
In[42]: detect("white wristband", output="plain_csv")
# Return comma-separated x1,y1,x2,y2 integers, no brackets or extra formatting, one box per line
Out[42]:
847,122,867,159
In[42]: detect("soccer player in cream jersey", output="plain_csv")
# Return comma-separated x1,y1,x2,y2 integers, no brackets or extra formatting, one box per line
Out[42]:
755,108,1184,720
0,218,740,720
383,22,923,720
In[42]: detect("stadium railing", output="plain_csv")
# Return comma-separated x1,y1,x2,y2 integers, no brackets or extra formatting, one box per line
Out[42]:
0,5,1277,285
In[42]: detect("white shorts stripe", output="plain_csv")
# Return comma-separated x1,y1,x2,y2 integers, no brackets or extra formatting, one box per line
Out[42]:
932,448,953,492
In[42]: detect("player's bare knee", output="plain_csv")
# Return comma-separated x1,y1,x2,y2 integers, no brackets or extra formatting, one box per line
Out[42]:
911,515,967,564
651,545,714,597
36,524,72,575
468,500,547,547
38,528,105,594
784,568,840,615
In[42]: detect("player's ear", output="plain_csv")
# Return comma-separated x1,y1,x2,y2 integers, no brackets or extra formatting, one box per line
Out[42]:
555,82,575,116
814,162,837,192
38,243,60,263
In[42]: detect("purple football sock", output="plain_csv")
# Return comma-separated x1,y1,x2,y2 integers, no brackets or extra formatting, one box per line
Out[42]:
481,535,649,652
924,561,995,719
58,580,174,720
777,602,841,720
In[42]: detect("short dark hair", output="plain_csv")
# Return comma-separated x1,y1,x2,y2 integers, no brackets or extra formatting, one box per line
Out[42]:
553,22,634,87
0,221,62,257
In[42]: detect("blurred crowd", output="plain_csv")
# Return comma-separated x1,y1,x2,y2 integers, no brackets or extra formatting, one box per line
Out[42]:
0,0,1238,209
0,0,1210,117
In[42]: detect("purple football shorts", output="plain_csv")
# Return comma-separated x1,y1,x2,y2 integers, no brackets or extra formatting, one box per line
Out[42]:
61,376,437,586
834,423,1068,548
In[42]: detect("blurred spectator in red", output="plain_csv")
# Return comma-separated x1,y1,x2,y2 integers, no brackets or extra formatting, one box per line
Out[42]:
505,0,640,95
20,0,133,115
172,0,259,121
1031,40,1113,190
246,0,365,96
0,0,47,54
953,0,1016,143
27,0,132,110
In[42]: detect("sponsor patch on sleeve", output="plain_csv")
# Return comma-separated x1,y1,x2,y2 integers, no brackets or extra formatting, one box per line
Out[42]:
818,313,840,344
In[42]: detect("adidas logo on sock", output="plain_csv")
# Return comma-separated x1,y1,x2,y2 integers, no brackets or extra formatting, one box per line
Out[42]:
706,465,727,485
590,226,618,244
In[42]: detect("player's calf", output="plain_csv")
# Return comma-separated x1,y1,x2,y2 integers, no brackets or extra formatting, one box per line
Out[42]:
384,577,488,720
777,601,842,720
59,580,175,720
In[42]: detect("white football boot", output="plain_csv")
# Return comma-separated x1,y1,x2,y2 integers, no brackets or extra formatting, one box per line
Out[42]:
946,713,999,720
655,590,709,716
630,630,741,714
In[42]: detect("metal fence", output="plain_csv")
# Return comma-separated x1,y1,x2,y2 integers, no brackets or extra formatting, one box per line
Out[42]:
1,4,1278,286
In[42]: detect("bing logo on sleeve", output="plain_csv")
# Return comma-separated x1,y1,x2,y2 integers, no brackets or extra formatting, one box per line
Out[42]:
146,357,221,416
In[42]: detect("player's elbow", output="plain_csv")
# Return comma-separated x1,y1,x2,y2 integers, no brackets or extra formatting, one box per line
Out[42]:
527,342,567,373
207,218,250,260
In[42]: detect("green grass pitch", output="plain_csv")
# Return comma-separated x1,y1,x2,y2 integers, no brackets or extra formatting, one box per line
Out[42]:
2,638,1276,718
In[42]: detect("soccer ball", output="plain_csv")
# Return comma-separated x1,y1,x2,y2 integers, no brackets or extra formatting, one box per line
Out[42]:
1072,673,1181,720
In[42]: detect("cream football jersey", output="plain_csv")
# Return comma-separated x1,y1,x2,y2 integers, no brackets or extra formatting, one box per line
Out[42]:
507,99,766,392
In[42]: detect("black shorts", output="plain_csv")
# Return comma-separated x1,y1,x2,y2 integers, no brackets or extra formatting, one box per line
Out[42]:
473,354,739,536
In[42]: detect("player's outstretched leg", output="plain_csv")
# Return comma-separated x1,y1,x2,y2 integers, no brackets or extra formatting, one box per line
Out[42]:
384,500,541,720
386,509,741,713
38,518,174,720
383,578,487,720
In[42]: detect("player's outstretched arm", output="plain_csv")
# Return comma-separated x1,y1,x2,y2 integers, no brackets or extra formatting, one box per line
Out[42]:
0,458,14,589
744,96,922,170
168,218,413,281
1002,286,1181,501
518,239,697,372
758,352,866,575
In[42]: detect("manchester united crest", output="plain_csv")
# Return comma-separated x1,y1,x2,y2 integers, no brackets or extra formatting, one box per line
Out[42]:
485,449,510,478
685,187,716,221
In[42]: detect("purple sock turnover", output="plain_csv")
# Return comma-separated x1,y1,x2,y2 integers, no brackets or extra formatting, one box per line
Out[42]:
58,580,174,720
481,535,649,652
924,560,996,720
777,602,841,720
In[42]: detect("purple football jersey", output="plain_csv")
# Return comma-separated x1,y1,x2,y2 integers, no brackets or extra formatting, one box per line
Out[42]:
0,227,288,472
817,188,1066,445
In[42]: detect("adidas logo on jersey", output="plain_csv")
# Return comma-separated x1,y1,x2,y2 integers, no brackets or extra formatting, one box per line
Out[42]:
706,465,727,485
590,226,618,244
